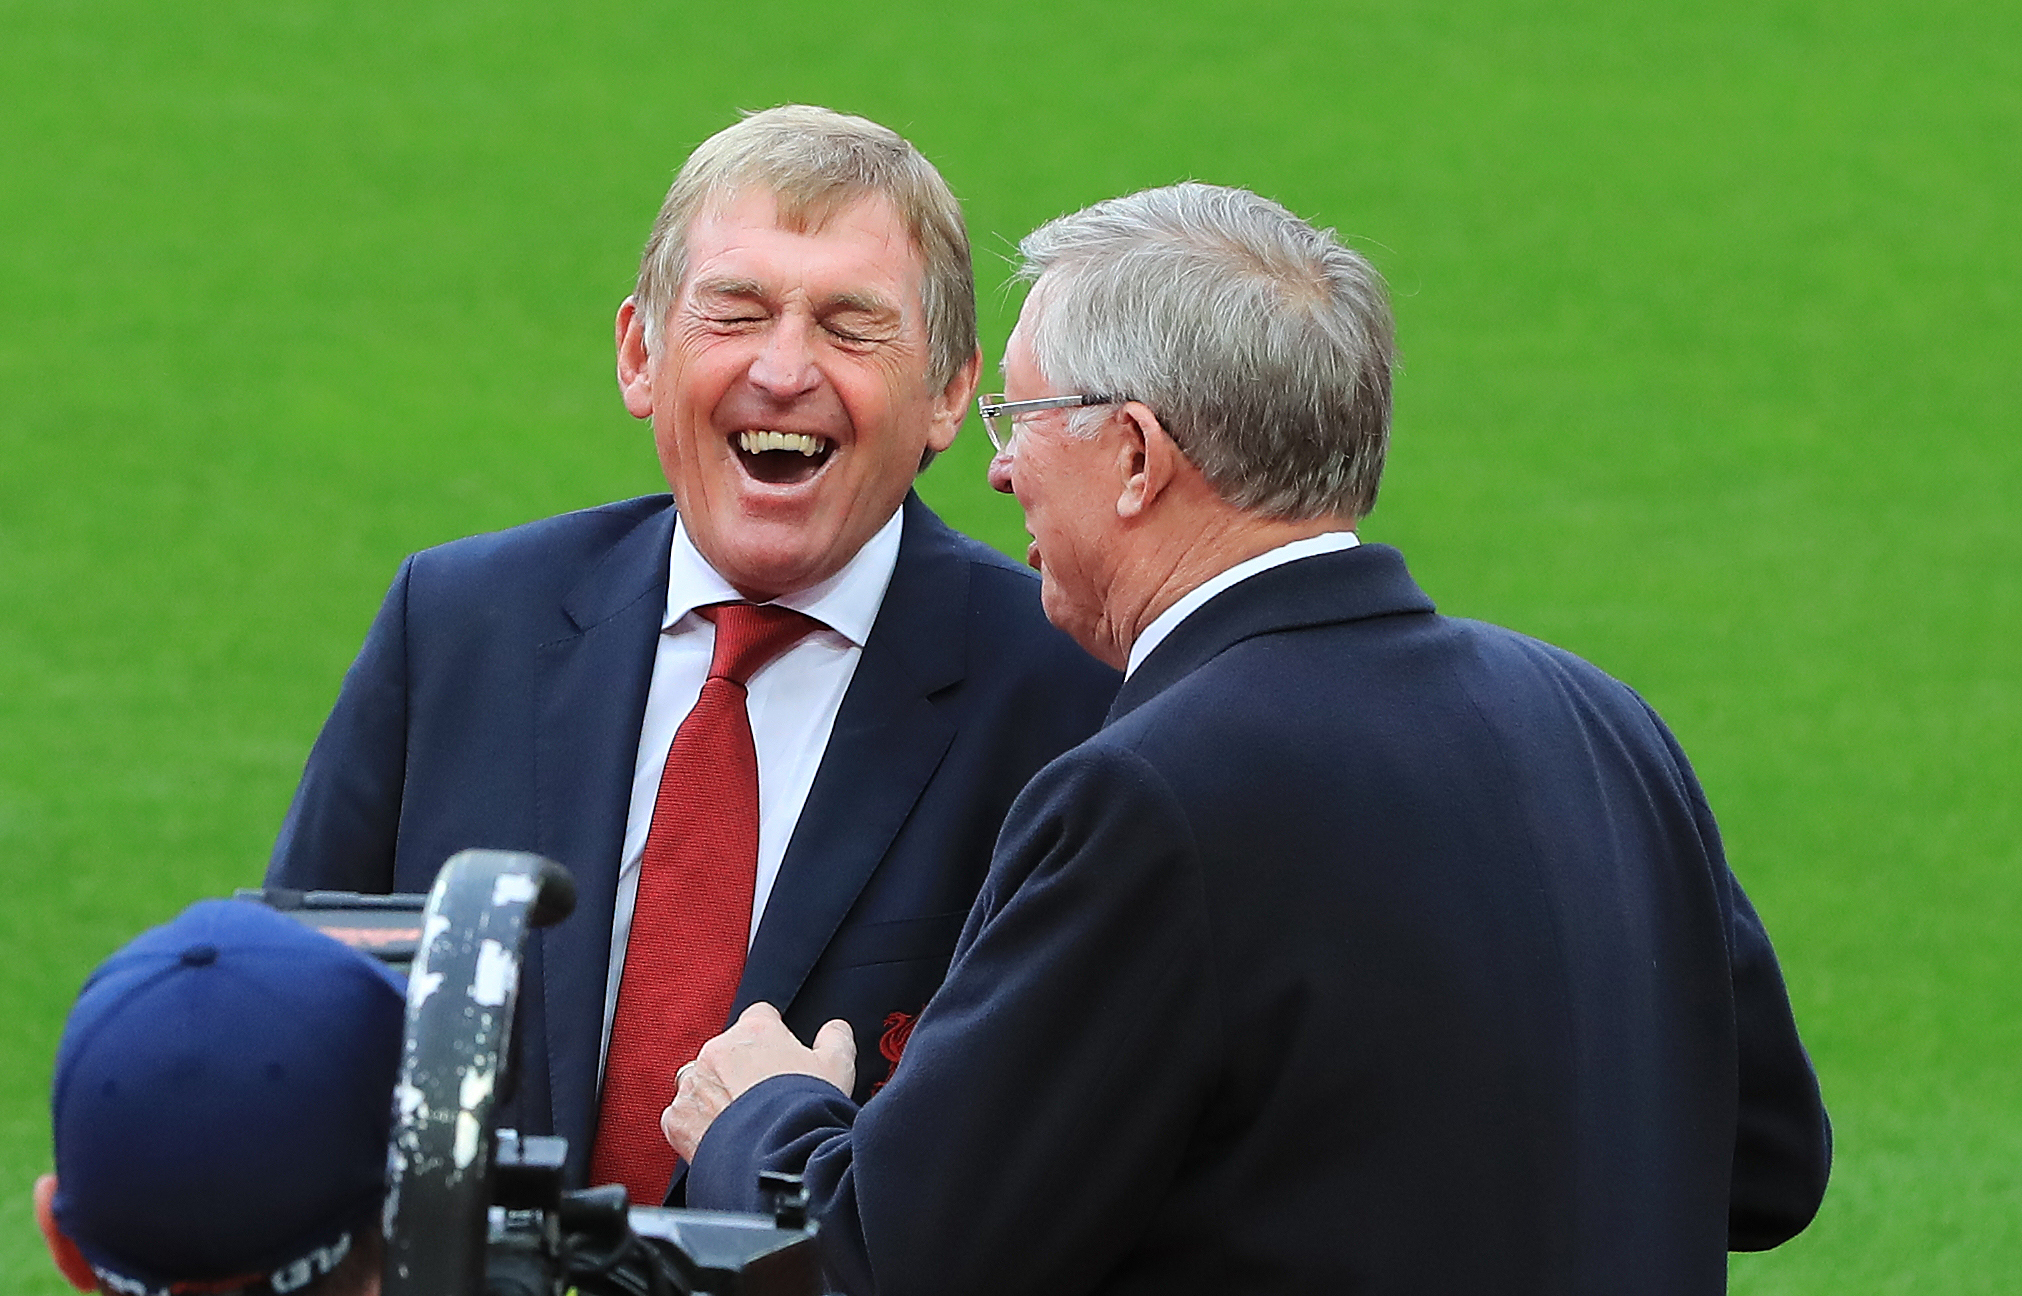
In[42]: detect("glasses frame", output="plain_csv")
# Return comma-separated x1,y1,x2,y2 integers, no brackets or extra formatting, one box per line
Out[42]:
976,393,1122,454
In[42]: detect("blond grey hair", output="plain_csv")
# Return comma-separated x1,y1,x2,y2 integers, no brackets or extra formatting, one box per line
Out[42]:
1018,183,1394,521
634,105,977,389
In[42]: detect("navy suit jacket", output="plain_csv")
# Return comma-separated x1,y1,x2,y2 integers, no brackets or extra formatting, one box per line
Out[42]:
689,544,1831,1295
266,492,1119,1185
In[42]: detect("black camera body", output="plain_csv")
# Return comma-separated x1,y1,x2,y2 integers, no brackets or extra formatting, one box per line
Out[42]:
247,850,825,1296
482,1131,820,1296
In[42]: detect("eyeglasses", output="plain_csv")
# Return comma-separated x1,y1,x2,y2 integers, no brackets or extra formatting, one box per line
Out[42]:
976,393,1123,454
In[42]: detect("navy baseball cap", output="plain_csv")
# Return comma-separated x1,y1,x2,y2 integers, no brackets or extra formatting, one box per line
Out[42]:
50,898,406,1296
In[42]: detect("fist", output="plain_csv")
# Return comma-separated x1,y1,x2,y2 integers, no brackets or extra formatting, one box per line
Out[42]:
660,1003,855,1161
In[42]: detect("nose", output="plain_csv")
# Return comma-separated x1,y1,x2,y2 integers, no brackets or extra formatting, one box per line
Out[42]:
747,313,821,399
986,446,1016,495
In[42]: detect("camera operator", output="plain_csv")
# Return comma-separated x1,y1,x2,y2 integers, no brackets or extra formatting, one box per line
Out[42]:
33,899,404,1296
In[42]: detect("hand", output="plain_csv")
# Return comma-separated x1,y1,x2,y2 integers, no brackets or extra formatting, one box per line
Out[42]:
660,1002,856,1162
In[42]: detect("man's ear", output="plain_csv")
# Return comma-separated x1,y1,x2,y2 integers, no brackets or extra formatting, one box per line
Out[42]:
926,347,983,456
1116,402,1181,521
615,296,656,420
33,1175,99,1293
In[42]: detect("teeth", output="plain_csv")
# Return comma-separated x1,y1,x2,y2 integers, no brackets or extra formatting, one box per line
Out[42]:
738,431,825,456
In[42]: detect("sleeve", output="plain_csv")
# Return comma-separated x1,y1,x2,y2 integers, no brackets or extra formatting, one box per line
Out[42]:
1723,875,1833,1249
1660,725,1831,1249
264,556,414,893
687,743,1220,1296
1639,700,1831,1249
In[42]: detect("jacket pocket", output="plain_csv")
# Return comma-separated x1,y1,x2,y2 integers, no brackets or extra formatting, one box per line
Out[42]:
822,909,969,969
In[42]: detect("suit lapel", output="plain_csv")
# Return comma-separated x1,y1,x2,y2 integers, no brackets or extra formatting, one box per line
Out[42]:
532,503,674,1157
1112,543,1437,724
736,494,965,1013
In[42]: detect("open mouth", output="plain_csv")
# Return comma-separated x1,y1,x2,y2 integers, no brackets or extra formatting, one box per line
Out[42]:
735,431,835,485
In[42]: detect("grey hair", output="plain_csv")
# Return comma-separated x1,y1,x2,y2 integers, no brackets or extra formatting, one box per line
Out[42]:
634,104,977,390
1016,183,1394,521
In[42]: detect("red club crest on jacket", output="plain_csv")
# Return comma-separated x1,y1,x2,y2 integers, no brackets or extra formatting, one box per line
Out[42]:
874,1010,918,1092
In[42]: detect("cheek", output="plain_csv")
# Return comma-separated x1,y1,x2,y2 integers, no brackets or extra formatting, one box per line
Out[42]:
863,365,942,441
653,418,709,474
1039,482,1097,549
662,344,739,413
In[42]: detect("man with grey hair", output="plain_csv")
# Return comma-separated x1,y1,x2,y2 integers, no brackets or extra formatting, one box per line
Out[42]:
267,105,1117,1205
664,183,1830,1293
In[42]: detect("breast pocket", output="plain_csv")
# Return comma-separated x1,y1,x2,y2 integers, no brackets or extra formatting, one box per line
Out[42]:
821,909,970,970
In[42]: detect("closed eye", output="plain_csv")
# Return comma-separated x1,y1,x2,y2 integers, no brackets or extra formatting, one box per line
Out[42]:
819,289,900,346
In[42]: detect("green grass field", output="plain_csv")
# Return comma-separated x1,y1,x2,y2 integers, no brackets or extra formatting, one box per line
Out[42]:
3,1,2016,1289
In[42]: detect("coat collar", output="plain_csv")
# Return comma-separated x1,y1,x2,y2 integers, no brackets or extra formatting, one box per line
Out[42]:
531,500,675,1171
559,499,677,633
735,492,968,1011
1109,542,1436,724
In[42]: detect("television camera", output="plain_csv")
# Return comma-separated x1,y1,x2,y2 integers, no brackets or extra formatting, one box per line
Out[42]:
244,849,826,1296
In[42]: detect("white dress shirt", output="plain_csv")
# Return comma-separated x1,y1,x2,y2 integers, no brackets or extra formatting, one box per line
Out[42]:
601,507,905,1059
1125,531,1362,678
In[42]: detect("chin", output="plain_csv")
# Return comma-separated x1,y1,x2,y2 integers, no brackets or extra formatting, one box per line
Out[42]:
718,540,843,601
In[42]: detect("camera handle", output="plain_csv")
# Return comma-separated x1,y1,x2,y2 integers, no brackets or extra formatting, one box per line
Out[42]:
382,849,577,1296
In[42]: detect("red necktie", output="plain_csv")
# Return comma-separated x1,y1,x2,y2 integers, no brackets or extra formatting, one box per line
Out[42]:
589,601,816,1203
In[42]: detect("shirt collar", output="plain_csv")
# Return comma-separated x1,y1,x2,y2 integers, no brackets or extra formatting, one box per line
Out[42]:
1125,530,1361,677
663,505,905,648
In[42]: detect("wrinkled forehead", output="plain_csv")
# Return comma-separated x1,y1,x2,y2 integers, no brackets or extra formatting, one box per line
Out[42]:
748,179,874,239
685,185,929,300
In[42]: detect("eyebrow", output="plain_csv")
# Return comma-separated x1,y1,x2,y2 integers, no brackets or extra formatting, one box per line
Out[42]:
691,276,766,301
690,277,899,320
823,289,899,319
